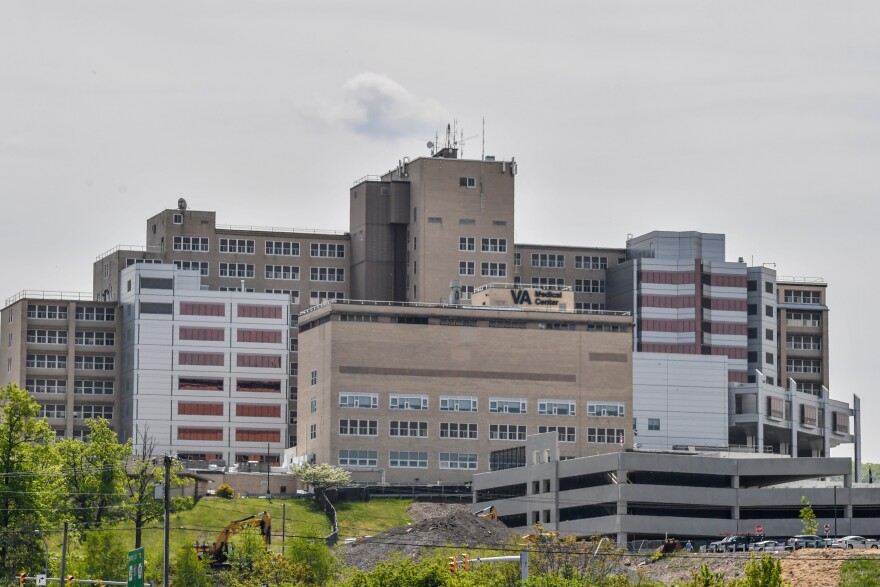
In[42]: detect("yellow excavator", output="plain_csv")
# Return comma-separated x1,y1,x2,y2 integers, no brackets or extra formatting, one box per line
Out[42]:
194,511,272,567
474,505,498,519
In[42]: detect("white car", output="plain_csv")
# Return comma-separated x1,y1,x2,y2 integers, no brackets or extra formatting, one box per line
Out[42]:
751,540,785,552
830,536,880,549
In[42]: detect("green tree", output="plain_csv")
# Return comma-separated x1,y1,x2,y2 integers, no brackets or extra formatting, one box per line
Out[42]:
683,564,728,587
0,383,56,580
738,553,787,587
288,462,351,495
122,430,192,548
55,418,132,531
800,496,818,535
171,545,211,587
225,528,267,575
283,536,337,585
68,529,129,582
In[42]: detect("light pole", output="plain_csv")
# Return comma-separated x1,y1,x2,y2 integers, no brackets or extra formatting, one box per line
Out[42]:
266,442,271,497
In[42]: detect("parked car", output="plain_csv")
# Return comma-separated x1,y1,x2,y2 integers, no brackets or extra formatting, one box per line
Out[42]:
751,540,785,552
830,536,880,549
708,535,752,553
786,535,827,550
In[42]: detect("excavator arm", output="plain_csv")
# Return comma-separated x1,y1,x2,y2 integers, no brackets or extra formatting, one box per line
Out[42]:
195,511,272,567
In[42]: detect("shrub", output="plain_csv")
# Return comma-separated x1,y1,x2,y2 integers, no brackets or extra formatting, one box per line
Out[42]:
216,484,234,499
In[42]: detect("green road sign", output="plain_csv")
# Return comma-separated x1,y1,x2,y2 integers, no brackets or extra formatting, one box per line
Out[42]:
128,547,144,587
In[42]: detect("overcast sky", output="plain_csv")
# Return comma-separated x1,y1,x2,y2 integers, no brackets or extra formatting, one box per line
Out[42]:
2,1,878,460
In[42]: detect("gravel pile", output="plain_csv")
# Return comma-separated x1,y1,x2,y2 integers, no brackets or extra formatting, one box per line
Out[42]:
337,505,517,571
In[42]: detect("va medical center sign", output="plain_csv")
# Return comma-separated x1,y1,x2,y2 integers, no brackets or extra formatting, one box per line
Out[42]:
510,289,563,306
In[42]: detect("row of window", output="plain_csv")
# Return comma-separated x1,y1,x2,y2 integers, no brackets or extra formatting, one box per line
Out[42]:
25,354,115,370
216,264,345,282
176,327,284,344
524,254,610,270
334,393,625,416
574,280,606,293
26,305,115,321
458,237,508,253
25,379,114,394
177,377,283,393
39,404,114,419
458,261,507,277
783,290,821,304
172,237,345,258
177,352,283,369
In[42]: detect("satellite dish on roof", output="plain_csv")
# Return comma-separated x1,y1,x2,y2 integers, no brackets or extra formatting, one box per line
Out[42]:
427,141,434,153
178,198,187,211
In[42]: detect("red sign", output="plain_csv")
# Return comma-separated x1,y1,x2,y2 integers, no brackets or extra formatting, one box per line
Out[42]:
755,525,764,534
824,523,831,534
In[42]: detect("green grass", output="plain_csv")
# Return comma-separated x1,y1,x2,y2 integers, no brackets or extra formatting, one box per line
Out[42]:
840,557,880,587
332,498,414,539
55,497,415,567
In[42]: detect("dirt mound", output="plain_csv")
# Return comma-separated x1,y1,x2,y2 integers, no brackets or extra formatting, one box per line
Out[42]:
782,547,880,587
337,507,517,571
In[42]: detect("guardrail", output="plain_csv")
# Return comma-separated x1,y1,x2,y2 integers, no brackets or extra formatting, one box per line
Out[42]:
777,276,826,284
298,298,631,318
5,291,94,306
95,244,163,261
215,224,349,236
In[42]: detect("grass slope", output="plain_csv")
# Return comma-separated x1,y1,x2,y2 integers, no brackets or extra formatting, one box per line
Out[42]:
61,497,414,567
840,558,880,587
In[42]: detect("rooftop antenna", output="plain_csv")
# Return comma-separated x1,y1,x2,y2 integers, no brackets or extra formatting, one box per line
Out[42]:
426,140,434,154
481,116,485,161
445,123,451,149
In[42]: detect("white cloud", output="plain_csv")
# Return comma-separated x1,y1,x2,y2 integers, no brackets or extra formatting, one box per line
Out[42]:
326,72,449,139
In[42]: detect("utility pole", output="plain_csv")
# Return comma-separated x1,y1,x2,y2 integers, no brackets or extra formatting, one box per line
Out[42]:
281,503,286,556
266,442,271,497
163,455,171,587
60,521,69,585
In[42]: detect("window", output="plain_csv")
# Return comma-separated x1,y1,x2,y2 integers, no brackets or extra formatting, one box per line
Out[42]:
28,304,69,320
339,419,377,436
787,312,821,327
574,279,606,293
459,261,475,276
235,429,281,442
765,352,774,365
531,253,564,268
173,213,183,224
787,359,822,374
26,354,67,369
765,305,774,317
237,354,282,368
587,428,625,444
538,426,575,443
178,377,223,391
459,237,475,251
459,177,476,188
481,238,507,253
179,402,224,416
514,252,521,266
575,256,608,270
787,334,821,350
587,402,625,417
265,240,300,256
219,238,255,253
309,291,344,305
74,355,115,371
648,418,660,431
310,243,345,258
266,289,300,304
765,328,774,341
480,262,507,277
75,307,114,321
390,451,428,468
389,421,428,437
236,329,282,344
767,397,784,419
747,280,757,292
784,290,822,304
439,452,477,469
27,379,69,394
174,260,209,276
39,404,66,419
575,302,606,311
172,236,209,252
459,218,475,225
310,370,317,386
237,304,283,319
489,398,527,414
765,282,774,294
265,265,300,280
27,329,68,345
179,352,224,367
310,424,316,440
289,362,298,376
427,217,442,224
339,393,378,408
748,351,758,363
389,395,428,410
310,267,345,282
74,331,114,346
538,400,576,415
748,327,757,340
339,449,377,467
219,263,254,278
439,396,478,412
747,304,757,316
531,277,565,288
440,422,478,439
309,397,316,413
73,404,114,419
489,424,527,441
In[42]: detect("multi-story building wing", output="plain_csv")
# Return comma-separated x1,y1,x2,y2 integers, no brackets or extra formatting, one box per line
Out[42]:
513,244,626,312
776,278,829,396
296,292,632,484
0,293,119,439
119,264,289,464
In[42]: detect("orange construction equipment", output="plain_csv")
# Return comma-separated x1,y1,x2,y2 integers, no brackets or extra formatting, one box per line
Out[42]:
193,511,272,567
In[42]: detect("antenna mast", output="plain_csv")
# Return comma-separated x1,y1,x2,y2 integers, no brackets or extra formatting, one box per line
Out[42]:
481,116,485,161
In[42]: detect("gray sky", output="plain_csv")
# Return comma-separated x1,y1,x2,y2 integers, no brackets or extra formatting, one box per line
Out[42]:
2,1,878,460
